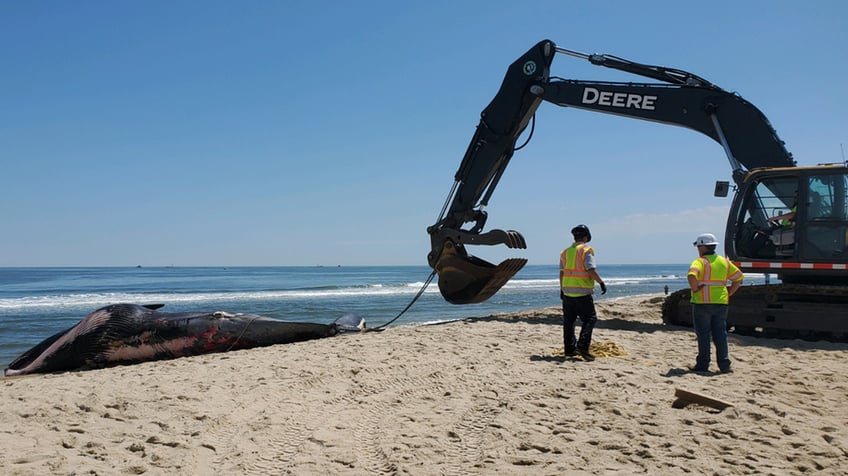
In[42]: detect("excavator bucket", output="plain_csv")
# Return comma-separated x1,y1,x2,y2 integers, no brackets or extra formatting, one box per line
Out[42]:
434,241,527,304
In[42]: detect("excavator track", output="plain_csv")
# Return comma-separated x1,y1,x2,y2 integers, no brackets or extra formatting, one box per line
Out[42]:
662,284,848,341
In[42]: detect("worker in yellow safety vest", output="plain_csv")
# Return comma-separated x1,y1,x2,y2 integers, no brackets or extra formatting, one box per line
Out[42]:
559,224,607,361
687,233,744,374
767,190,798,246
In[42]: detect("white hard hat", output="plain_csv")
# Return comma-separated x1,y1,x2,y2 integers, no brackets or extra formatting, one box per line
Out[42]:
693,233,719,246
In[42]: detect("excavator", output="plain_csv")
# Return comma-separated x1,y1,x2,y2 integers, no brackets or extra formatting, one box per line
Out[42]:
426,40,848,338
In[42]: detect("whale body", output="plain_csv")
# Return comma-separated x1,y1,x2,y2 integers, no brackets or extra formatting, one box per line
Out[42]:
4,303,364,376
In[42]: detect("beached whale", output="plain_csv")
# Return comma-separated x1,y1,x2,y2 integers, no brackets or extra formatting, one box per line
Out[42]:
4,303,365,376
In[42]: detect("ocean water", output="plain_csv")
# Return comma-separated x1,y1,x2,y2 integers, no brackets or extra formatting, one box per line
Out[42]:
0,264,765,367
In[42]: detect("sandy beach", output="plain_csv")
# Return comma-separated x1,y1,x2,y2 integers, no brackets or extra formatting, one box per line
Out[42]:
2,294,847,475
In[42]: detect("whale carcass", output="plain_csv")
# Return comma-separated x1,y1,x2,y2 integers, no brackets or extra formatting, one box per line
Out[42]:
4,303,364,376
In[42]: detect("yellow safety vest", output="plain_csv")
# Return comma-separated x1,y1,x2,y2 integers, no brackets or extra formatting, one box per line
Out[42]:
560,243,595,297
688,254,743,304
780,205,797,227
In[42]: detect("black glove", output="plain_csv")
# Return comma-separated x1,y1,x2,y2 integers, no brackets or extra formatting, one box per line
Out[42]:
600,282,607,295
560,290,566,300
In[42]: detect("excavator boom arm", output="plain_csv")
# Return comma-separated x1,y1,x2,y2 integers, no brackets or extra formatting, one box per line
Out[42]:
539,79,794,172
428,40,795,305
426,41,555,304
440,41,555,231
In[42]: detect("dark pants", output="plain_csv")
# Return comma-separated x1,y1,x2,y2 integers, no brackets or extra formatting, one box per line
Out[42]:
692,304,731,371
562,294,598,353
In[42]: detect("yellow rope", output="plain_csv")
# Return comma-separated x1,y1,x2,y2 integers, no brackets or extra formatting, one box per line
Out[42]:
551,340,627,359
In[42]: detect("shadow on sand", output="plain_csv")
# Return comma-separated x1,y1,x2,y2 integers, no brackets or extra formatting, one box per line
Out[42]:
455,308,848,352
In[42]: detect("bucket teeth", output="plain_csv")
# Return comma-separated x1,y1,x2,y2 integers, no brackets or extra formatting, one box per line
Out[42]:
436,253,527,304
468,258,528,303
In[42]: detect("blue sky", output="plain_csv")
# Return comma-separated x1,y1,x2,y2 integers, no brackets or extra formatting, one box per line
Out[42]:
2,1,846,267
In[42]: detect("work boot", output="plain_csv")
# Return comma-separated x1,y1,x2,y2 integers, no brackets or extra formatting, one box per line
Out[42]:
579,350,595,362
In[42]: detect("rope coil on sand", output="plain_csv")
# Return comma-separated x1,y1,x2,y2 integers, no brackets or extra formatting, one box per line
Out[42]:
551,340,627,359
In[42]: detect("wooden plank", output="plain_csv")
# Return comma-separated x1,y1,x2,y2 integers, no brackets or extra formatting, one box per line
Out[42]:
673,388,734,410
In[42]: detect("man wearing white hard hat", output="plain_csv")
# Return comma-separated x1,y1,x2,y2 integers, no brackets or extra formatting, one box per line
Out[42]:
687,233,744,373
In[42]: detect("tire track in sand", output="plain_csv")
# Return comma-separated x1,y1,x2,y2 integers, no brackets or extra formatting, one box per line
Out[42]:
191,373,329,475
346,364,502,475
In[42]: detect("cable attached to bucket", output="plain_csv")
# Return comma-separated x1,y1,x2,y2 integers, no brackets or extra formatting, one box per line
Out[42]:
368,270,437,331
